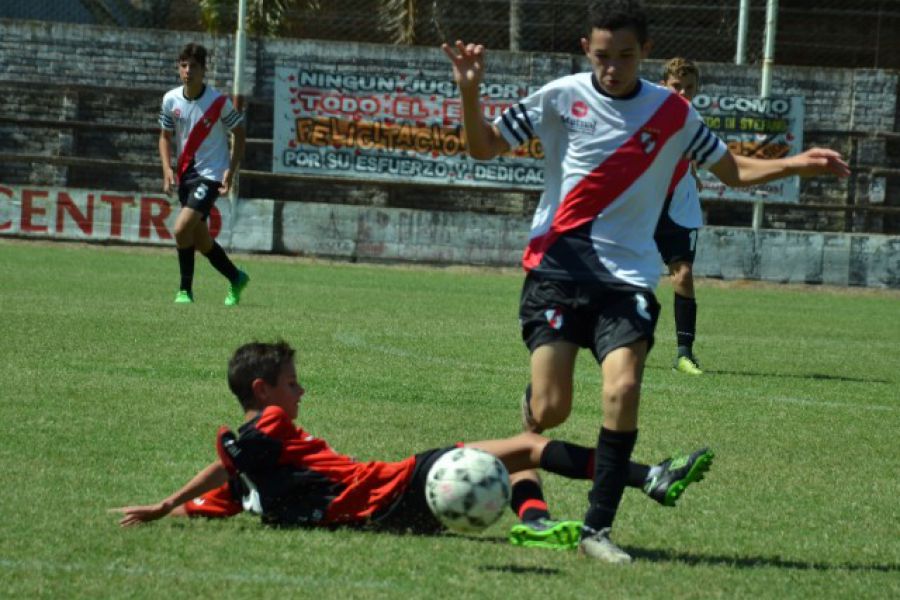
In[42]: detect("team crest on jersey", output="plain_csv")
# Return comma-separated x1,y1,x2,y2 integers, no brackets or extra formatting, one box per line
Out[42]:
173,108,181,118
639,128,659,154
544,308,564,330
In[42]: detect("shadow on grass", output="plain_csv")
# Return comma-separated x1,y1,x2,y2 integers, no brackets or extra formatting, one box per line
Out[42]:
629,547,900,572
648,364,890,384
479,564,562,575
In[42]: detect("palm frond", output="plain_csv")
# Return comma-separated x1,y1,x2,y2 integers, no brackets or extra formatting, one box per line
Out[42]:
379,0,419,45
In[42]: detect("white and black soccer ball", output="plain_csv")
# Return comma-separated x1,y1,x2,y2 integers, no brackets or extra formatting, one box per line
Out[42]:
425,447,511,533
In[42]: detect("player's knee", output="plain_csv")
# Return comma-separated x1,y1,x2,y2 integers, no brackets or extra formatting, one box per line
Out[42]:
174,224,193,245
603,379,640,407
530,399,571,430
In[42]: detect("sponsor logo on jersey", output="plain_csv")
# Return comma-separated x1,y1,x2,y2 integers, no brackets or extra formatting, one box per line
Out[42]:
571,100,589,118
561,114,597,135
544,307,564,330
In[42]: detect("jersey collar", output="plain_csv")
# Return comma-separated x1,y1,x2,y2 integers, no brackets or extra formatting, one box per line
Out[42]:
591,74,643,101
182,84,207,102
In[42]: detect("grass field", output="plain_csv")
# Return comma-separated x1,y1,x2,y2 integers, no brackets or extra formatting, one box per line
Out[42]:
1,238,898,599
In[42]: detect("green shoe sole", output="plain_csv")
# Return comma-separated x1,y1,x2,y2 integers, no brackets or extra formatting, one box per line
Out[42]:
508,520,582,550
664,450,715,507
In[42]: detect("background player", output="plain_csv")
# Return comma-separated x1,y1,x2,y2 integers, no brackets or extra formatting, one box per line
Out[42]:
113,341,711,533
159,42,249,306
655,57,704,374
443,0,849,563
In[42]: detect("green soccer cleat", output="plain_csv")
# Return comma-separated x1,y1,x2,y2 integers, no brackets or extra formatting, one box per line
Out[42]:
224,270,250,306
673,354,703,375
509,518,582,550
578,526,632,564
644,447,714,507
174,290,194,304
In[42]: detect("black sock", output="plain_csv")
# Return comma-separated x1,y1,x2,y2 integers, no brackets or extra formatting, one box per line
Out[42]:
627,462,651,488
540,440,592,479
510,479,550,522
540,440,650,488
674,293,697,354
583,428,637,531
177,246,195,293
203,242,239,283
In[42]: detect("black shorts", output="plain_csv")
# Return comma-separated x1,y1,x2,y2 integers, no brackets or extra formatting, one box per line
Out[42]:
178,175,221,219
371,446,456,534
519,273,660,363
654,196,698,265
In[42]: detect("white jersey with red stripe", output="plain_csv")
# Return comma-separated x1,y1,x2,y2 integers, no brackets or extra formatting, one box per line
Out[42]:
668,168,703,229
158,85,244,182
495,74,726,290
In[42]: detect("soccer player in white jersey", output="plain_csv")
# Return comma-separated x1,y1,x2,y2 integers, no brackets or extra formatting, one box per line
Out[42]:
655,58,704,375
443,0,849,563
159,43,249,306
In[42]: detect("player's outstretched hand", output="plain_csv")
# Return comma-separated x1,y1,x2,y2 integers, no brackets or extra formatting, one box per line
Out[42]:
111,502,172,527
791,148,850,178
441,40,485,93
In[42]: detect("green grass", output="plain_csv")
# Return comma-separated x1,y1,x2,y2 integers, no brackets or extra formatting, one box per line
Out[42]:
1,238,898,599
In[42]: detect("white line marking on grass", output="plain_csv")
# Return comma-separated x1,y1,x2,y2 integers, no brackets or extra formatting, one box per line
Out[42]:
0,557,397,590
768,396,897,412
334,331,531,376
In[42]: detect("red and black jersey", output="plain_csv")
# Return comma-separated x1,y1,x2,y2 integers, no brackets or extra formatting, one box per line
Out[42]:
184,406,416,526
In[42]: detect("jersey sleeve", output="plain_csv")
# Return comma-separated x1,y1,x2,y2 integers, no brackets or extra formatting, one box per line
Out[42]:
183,481,242,518
220,96,245,131
255,405,297,441
492,84,555,149
681,106,727,170
158,96,175,131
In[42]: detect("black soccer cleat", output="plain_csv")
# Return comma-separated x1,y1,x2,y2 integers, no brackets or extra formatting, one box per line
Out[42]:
644,447,714,507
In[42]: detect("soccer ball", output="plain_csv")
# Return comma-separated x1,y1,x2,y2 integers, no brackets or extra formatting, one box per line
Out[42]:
425,447,511,533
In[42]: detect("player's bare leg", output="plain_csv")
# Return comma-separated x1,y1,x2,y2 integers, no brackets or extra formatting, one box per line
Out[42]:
508,342,582,549
579,341,645,563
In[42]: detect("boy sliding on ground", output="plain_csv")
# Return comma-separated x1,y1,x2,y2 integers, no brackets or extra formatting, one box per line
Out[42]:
114,341,711,534
159,42,250,306
443,0,848,562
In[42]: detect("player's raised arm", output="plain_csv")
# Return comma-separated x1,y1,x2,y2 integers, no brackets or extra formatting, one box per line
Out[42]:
709,147,850,188
441,40,510,160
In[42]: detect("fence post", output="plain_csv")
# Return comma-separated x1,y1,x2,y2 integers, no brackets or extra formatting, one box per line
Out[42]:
735,0,750,65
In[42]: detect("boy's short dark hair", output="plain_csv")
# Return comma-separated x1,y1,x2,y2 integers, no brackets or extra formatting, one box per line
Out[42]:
661,57,700,84
587,0,649,45
178,42,207,69
228,341,296,410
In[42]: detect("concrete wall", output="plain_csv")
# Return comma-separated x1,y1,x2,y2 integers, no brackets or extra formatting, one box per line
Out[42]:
3,183,898,288
1,20,899,287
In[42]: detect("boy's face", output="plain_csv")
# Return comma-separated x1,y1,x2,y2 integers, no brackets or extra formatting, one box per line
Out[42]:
581,27,650,98
257,362,305,420
177,57,205,88
663,74,698,101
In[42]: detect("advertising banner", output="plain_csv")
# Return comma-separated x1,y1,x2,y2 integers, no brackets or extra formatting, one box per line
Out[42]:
693,94,805,202
273,58,551,190
0,185,273,251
